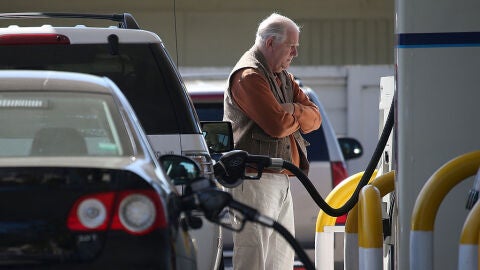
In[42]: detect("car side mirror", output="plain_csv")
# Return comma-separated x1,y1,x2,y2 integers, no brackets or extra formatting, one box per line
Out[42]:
159,154,201,185
337,137,363,160
201,121,234,154
159,154,207,229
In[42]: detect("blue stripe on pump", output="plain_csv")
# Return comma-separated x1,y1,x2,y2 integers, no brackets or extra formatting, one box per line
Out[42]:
397,32,480,48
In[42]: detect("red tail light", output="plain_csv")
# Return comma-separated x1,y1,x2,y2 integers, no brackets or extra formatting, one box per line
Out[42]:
331,161,348,187
331,161,349,225
110,190,167,235
67,192,114,231
67,190,167,235
0,34,70,45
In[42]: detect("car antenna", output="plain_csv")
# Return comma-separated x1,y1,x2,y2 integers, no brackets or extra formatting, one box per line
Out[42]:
173,0,179,67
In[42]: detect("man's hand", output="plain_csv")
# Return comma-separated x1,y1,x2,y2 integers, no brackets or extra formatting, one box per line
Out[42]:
281,103,295,115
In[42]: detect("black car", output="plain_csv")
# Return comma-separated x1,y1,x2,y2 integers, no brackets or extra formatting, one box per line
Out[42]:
0,70,196,269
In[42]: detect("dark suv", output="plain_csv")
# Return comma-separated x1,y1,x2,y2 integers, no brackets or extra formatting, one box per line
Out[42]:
0,12,221,270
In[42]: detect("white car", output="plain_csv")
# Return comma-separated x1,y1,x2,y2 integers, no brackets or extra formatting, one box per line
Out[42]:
185,79,363,259
0,12,221,270
0,70,199,269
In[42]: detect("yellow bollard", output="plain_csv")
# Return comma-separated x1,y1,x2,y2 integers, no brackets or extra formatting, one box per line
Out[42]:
344,171,395,270
344,203,359,270
458,200,480,270
358,185,383,270
410,150,480,270
315,170,377,270
316,170,378,233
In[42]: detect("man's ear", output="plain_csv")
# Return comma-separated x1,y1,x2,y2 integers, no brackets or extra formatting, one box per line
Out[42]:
265,37,275,49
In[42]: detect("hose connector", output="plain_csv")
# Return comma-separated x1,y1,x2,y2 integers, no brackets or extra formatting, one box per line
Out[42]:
465,167,480,210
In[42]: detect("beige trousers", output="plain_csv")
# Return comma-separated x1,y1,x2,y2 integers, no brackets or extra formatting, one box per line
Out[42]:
230,173,295,270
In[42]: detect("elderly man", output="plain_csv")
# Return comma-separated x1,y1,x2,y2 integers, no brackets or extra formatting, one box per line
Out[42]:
223,13,322,270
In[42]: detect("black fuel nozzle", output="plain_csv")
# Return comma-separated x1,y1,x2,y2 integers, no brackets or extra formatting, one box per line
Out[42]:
213,150,280,188
213,150,248,188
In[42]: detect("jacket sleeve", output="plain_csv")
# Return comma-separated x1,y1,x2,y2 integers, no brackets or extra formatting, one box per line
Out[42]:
289,74,322,133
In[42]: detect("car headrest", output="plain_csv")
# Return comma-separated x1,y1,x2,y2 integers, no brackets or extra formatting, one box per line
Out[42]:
30,127,87,156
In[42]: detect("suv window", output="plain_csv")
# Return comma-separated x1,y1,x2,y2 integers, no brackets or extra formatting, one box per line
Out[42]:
193,93,330,161
0,43,198,135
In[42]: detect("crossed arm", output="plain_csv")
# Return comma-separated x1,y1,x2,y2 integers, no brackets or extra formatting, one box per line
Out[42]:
231,68,322,138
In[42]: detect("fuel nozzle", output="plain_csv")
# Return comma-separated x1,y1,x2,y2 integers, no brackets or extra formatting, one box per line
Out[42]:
213,150,283,188
213,150,249,188
465,167,480,210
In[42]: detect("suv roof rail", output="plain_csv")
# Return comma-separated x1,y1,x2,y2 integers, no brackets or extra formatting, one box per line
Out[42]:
0,12,140,29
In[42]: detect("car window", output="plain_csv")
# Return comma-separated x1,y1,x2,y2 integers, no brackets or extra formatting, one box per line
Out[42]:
303,91,330,161
0,92,134,157
0,43,198,135
194,103,224,121
302,126,329,161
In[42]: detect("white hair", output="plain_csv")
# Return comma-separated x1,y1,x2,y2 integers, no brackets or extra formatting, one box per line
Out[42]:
254,13,300,48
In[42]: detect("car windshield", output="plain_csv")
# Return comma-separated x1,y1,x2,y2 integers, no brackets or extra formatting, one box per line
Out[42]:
0,91,134,157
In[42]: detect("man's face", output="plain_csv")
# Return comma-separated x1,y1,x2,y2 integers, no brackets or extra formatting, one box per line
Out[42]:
270,27,299,72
